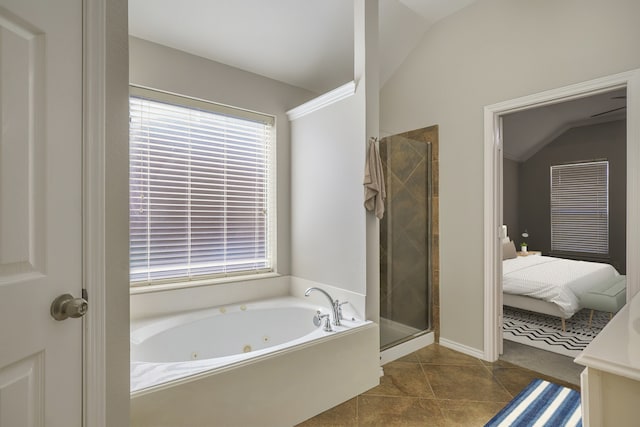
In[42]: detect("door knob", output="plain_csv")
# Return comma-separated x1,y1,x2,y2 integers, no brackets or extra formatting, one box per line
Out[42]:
51,293,88,321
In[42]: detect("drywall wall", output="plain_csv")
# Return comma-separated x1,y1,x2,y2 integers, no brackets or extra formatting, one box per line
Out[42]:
518,120,626,273
289,0,379,318
289,87,368,297
356,0,381,322
380,0,640,350
128,37,315,277
502,158,519,244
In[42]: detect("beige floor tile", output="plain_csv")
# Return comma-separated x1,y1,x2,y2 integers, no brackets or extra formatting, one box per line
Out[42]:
365,362,435,398
392,352,420,364
301,344,578,426
490,367,544,397
414,344,484,366
296,398,358,427
358,395,447,427
481,358,515,369
484,358,580,391
437,399,506,427
422,364,512,402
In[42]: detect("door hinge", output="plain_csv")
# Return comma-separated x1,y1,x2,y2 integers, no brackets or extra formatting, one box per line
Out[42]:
82,288,88,302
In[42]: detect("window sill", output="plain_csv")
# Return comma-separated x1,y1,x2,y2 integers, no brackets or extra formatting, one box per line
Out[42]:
129,271,282,295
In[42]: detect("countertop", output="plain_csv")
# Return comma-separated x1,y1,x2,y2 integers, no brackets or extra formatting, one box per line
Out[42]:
575,290,640,381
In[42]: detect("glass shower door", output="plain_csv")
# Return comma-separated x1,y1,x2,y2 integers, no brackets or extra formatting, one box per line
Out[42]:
379,134,432,349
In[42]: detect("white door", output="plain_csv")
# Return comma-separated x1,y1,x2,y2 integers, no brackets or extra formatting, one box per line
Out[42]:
0,0,84,426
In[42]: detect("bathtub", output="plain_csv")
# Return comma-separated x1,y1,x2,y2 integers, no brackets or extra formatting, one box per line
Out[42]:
130,295,380,426
130,296,366,392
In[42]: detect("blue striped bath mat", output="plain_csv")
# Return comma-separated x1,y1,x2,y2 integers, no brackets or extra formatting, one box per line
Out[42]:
485,379,582,427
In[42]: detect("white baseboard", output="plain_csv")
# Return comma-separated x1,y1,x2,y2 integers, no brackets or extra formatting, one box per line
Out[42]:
380,332,434,365
439,338,485,360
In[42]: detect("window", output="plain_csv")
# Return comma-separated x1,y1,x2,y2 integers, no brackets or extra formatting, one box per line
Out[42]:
129,87,275,285
550,160,608,255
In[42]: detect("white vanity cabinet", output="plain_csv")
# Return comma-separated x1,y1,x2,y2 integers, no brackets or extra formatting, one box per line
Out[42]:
575,292,640,427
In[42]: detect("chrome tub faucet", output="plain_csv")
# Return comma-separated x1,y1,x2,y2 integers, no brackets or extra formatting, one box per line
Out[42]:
304,287,344,327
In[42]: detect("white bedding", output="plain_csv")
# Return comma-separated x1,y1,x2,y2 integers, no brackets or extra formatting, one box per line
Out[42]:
503,255,619,318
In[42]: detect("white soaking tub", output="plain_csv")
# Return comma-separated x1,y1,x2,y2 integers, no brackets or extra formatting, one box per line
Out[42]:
130,295,380,427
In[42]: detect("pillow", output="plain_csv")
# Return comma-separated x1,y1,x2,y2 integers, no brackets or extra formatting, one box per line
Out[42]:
502,240,517,260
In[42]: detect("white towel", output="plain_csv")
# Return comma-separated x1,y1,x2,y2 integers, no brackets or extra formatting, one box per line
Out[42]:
363,137,386,219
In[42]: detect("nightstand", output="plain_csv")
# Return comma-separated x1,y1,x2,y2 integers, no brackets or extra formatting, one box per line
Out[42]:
517,251,541,257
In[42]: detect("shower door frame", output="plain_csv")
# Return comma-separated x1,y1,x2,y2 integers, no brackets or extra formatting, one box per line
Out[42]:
380,136,433,350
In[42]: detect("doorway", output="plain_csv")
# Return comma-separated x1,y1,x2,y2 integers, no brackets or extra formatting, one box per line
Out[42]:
483,69,640,362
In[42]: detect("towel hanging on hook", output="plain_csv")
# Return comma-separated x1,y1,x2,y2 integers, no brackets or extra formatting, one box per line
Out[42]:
363,137,386,219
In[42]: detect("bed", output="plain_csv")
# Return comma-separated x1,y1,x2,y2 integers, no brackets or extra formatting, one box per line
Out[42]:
501,240,620,330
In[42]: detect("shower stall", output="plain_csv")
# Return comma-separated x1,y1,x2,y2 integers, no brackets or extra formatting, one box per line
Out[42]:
379,128,437,350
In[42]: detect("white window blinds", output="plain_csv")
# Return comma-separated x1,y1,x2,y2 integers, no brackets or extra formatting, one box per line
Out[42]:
550,161,609,255
129,87,275,285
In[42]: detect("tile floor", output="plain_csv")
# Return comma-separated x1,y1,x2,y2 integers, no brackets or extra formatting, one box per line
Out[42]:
501,340,582,386
297,344,579,427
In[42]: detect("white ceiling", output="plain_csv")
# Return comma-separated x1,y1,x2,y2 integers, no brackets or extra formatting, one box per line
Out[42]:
503,89,627,162
128,1,626,157
128,0,477,94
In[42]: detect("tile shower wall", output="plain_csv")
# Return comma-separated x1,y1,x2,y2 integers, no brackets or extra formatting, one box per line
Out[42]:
380,125,440,341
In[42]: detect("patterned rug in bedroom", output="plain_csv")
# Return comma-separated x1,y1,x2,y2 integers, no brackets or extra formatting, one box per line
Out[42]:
503,306,611,357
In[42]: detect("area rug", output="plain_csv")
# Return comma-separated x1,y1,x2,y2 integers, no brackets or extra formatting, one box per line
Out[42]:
485,378,582,427
503,306,610,357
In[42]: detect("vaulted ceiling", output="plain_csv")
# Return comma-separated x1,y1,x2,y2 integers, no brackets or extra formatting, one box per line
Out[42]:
129,1,626,153
128,0,477,94
503,88,627,162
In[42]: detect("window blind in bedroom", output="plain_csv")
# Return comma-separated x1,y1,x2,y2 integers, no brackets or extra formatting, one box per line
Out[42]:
550,160,609,255
129,87,276,285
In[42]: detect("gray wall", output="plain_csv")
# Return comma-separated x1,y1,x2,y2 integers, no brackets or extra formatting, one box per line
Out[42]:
503,158,520,244
380,0,640,350
129,37,316,277
518,120,626,273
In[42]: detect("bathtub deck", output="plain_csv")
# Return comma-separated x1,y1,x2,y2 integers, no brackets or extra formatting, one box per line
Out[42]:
130,322,380,427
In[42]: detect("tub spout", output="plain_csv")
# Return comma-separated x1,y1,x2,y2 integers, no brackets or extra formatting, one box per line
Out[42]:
304,287,341,327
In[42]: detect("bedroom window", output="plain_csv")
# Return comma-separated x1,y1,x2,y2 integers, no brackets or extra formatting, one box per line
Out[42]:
129,86,276,286
550,160,609,255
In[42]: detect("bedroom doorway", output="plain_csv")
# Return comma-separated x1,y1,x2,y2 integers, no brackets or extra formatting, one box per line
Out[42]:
483,69,640,362
500,88,626,371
